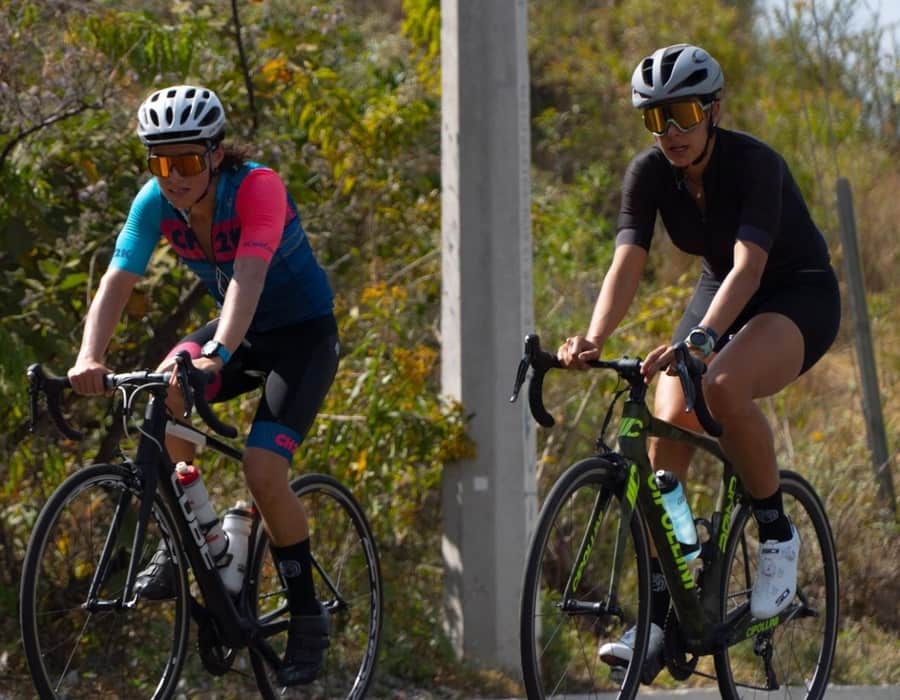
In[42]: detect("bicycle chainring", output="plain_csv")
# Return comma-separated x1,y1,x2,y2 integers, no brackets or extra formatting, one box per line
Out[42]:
664,608,698,681
197,619,236,676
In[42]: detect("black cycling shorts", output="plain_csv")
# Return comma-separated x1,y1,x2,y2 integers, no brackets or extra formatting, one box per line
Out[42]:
673,267,841,375
165,314,339,461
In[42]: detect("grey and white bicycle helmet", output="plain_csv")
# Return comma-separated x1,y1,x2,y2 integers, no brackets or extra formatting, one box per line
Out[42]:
631,44,724,109
137,85,226,145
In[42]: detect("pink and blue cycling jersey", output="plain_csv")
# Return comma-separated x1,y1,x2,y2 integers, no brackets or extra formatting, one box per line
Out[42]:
110,162,333,331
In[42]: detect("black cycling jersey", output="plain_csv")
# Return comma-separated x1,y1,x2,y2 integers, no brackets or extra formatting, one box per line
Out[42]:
616,128,831,286
615,127,840,374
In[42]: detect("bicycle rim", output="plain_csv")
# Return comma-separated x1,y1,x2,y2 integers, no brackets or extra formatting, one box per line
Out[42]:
19,463,190,700
716,470,839,699
249,473,382,699
520,458,651,700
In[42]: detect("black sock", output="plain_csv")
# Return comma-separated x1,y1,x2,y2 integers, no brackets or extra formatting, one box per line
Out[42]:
650,558,670,628
752,489,792,542
271,539,319,616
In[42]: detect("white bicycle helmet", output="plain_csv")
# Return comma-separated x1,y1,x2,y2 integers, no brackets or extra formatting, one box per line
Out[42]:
137,85,226,145
631,44,723,109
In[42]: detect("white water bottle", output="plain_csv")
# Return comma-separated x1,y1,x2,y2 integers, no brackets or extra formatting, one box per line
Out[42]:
655,470,700,561
175,462,227,560
219,503,254,596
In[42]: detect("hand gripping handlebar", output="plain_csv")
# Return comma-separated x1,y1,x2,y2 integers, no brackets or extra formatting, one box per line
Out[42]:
27,350,238,441
509,333,722,437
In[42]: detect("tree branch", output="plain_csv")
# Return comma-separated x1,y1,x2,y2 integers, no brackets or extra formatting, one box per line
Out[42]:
231,0,258,134
0,99,102,171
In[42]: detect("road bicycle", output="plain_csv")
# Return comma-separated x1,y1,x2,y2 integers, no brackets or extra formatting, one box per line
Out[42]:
20,352,382,699
511,334,838,699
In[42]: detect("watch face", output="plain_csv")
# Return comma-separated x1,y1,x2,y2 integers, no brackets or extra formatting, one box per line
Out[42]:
688,329,707,346
201,340,219,357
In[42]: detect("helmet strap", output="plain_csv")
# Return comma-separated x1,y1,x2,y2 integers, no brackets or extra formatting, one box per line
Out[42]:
690,115,716,167
189,147,218,209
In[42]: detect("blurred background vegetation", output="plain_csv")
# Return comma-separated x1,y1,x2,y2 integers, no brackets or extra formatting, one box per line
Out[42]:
1,0,897,696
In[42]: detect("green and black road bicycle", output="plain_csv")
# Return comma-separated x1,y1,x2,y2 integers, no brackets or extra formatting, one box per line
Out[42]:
20,353,382,699
511,334,838,699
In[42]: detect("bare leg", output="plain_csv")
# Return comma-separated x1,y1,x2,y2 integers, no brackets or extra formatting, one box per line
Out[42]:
242,446,308,545
704,313,804,499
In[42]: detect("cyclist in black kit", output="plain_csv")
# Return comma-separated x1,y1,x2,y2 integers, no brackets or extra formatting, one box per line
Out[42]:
557,44,841,669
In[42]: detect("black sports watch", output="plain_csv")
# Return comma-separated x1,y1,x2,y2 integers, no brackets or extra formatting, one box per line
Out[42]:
201,340,232,365
685,325,718,358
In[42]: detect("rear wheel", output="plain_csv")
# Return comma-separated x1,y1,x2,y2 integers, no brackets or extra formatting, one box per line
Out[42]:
715,470,839,699
248,473,382,699
520,458,651,700
19,463,190,699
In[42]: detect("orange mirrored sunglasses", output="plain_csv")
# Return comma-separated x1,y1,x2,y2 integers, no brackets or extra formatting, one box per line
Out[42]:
147,152,209,178
642,99,710,135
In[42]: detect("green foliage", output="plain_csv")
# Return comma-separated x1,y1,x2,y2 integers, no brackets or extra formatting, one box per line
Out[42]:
0,0,897,694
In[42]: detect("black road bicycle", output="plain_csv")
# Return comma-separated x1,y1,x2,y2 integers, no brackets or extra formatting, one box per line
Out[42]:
511,334,838,699
20,352,382,699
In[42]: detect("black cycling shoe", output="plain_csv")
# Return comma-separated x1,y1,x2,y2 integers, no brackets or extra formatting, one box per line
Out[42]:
134,541,176,600
276,603,330,687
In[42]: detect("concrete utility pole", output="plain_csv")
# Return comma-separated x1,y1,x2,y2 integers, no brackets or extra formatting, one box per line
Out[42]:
440,0,535,673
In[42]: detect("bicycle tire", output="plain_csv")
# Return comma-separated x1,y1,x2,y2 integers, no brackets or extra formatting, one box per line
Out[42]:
19,463,191,700
247,473,383,699
715,469,839,699
520,457,652,700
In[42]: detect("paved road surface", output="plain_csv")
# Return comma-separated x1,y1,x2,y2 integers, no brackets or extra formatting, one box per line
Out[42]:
481,686,899,699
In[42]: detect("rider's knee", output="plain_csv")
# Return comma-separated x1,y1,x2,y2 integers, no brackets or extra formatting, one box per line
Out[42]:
242,449,289,500
701,369,745,421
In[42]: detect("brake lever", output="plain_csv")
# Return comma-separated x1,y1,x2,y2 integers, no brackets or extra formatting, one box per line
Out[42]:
173,352,195,419
509,355,530,403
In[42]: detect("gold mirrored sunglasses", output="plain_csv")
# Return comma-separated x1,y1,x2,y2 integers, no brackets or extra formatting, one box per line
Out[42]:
147,152,209,178
642,100,711,136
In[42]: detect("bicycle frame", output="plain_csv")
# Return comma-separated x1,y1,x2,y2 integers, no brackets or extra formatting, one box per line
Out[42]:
512,334,795,656
614,383,741,651
87,384,264,649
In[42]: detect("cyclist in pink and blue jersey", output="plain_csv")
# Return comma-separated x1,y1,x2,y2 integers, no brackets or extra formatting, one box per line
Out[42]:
68,85,334,686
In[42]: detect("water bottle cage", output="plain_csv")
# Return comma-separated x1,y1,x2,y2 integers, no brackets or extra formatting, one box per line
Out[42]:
214,532,233,566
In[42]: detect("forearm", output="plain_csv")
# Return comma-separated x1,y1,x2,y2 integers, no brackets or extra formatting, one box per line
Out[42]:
77,270,138,363
586,244,646,343
699,266,761,337
214,257,268,353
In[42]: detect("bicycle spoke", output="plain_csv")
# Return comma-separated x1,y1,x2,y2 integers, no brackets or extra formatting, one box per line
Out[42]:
249,474,382,700
521,459,650,699
715,471,838,700
21,465,190,700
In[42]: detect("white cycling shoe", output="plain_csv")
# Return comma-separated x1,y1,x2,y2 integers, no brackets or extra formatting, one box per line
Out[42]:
598,622,664,667
750,523,800,620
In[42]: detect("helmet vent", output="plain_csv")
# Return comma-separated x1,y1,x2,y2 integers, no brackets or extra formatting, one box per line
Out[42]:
199,106,221,127
660,49,684,86
185,87,196,99
681,69,708,88
165,107,174,125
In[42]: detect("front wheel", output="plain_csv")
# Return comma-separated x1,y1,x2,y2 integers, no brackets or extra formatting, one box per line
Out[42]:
19,463,190,700
520,457,651,700
715,470,839,699
248,473,383,699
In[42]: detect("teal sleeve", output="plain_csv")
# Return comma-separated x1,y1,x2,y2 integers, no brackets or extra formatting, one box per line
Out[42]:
109,179,163,275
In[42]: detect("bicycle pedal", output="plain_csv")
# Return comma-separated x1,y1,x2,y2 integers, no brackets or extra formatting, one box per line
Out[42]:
640,653,665,685
608,666,626,684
